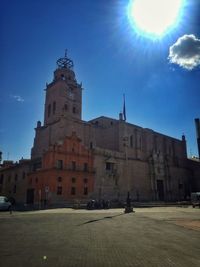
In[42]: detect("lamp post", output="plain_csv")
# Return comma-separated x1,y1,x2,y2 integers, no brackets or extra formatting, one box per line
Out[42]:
123,135,134,213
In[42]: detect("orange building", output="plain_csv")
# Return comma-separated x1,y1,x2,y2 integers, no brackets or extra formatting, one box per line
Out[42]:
27,132,94,206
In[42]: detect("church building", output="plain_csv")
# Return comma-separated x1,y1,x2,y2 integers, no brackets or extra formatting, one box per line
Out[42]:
1,52,200,207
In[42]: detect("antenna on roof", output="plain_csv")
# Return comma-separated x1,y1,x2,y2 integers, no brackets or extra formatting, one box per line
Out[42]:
123,94,126,121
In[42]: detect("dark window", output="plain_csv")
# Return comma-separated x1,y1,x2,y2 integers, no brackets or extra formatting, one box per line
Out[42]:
57,186,62,195
48,104,51,117
35,177,38,183
53,101,56,114
174,157,179,166
8,176,11,183
179,183,183,189
71,187,76,195
15,174,18,181
13,185,16,193
72,143,75,152
84,187,88,195
57,160,63,169
72,177,76,183
64,104,68,111
57,177,62,182
72,107,76,114
106,162,114,171
84,163,88,172
84,178,88,184
72,161,76,171
139,136,142,150
90,142,93,149
33,162,42,171
130,135,133,147
95,121,98,125
22,172,26,179
0,174,4,184
110,121,113,125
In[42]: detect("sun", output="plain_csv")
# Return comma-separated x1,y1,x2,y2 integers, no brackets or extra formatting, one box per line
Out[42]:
128,0,184,38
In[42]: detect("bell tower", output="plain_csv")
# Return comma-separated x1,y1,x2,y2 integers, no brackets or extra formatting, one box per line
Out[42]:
44,50,82,126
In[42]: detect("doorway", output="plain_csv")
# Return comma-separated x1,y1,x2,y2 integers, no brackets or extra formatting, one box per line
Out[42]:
157,180,164,201
26,189,35,204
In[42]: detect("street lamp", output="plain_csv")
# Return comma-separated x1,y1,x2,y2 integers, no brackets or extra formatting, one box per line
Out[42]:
123,136,134,213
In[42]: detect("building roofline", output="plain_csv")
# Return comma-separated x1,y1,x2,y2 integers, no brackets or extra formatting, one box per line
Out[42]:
88,116,183,142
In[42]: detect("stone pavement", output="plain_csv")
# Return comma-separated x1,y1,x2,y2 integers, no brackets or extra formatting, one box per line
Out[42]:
0,207,200,267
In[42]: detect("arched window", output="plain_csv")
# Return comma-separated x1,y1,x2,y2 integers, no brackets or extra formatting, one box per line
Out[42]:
72,107,76,114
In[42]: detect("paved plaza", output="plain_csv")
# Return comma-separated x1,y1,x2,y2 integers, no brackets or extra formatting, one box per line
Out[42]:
0,207,200,267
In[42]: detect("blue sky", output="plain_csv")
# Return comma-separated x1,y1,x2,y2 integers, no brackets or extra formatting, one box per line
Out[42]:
0,0,200,161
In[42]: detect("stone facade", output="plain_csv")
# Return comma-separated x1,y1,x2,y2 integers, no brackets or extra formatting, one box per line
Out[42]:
0,160,31,204
1,53,200,205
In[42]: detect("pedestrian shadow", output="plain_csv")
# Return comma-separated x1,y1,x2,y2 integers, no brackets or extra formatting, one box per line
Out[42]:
77,213,125,226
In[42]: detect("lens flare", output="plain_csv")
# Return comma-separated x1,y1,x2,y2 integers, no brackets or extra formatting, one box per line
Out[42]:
128,0,185,39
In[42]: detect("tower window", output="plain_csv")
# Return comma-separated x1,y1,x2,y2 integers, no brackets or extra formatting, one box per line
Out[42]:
53,101,56,115
48,104,51,117
72,107,76,114
61,74,65,80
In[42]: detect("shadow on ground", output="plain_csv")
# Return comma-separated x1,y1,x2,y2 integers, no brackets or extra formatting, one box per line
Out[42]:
77,213,126,226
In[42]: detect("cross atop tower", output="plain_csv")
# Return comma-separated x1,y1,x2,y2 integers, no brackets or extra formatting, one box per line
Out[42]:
56,50,74,69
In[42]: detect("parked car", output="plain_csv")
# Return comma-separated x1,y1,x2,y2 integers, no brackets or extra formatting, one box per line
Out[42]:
191,192,200,208
0,196,12,211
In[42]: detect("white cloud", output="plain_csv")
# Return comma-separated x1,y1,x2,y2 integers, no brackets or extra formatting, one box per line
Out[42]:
10,95,25,102
168,34,200,70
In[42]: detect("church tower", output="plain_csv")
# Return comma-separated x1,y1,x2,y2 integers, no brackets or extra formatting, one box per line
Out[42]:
44,51,82,126
31,51,83,159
